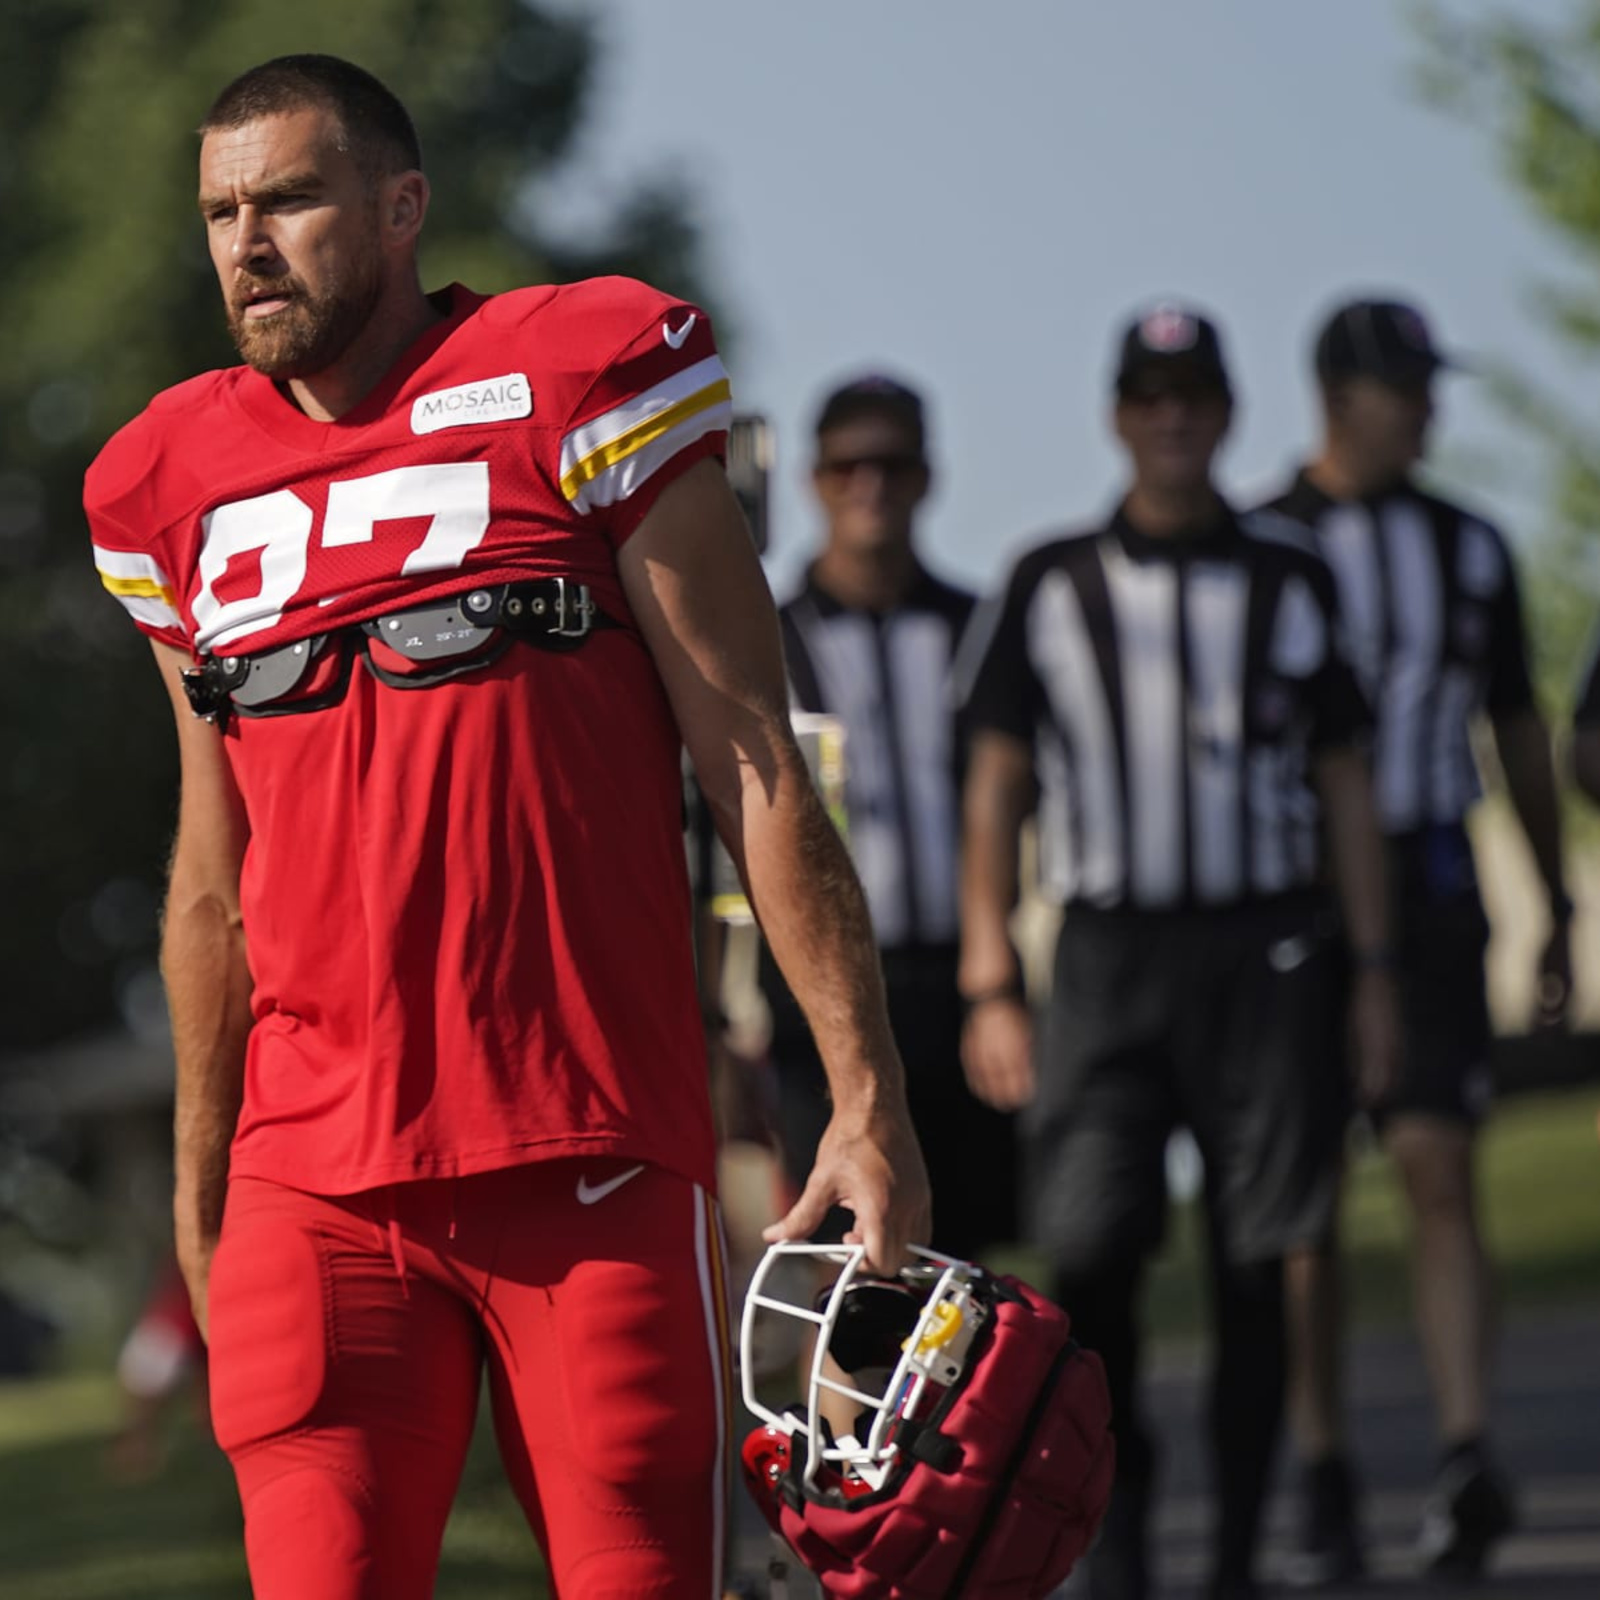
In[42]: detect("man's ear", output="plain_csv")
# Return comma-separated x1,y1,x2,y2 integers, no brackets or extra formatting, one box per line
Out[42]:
386,171,430,244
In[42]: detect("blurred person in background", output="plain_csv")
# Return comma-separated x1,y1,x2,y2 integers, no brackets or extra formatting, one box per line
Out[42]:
959,304,1399,1600
1260,296,1572,1585
83,53,928,1600
106,1254,209,1482
757,374,1017,1263
1569,628,1600,808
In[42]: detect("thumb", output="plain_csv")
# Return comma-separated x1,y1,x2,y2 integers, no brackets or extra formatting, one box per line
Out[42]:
763,1177,834,1246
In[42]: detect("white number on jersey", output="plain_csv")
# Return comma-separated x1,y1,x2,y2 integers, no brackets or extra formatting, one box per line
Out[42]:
193,463,493,652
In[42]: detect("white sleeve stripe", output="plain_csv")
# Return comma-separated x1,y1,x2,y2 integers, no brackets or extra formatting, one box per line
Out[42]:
94,545,184,632
569,400,732,515
559,355,728,482
93,544,174,587
116,592,186,633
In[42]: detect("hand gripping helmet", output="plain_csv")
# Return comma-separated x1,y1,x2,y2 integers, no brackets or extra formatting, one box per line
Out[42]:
739,1242,1114,1599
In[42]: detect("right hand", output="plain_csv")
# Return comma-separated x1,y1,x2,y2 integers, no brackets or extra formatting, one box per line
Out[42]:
960,996,1035,1111
1348,966,1402,1111
174,1203,219,1344
764,1094,931,1274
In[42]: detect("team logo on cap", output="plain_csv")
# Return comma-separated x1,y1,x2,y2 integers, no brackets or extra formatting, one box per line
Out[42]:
1139,305,1200,352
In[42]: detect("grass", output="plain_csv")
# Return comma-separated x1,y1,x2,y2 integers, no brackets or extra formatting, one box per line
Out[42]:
0,1086,1594,1597
0,1382,549,1600
1143,1084,1600,1338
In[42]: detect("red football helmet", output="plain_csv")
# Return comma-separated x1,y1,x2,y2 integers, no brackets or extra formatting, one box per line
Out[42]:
739,1242,1114,1599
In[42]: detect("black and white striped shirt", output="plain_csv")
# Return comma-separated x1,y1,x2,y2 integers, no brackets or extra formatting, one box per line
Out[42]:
779,566,974,948
1261,471,1534,832
963,505,1369,911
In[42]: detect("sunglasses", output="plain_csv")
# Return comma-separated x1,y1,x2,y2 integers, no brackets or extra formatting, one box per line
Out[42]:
1119,380,1227,408
815,452,926,481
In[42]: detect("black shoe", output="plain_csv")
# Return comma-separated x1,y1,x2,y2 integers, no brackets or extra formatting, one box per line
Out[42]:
1417,1447,1516,1580
1283,1454,1365,1589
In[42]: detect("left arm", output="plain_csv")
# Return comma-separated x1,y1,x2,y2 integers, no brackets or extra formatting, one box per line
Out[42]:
1312,743,1401,1108
1483,540,1572,1028
1492,708,1572,1028
617,457,930,1271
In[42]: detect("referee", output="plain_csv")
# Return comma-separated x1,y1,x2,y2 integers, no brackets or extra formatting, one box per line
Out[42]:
1259,298,1571,1584
1571,626,1600,805
959,305,1400,1600
760,375,1017,1262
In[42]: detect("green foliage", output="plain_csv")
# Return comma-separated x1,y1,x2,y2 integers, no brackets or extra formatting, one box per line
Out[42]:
1413,2,1600,714
0,0,715,1051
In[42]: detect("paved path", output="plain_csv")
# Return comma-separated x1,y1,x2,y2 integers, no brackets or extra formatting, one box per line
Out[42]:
730,1304,1600,1598
1149,1305,1600,1599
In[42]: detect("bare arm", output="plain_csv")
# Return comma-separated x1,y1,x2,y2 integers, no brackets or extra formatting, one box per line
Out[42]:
149,639,253,1336
1313,743,1400,1107
1493,707,1572,1027
617,457,929,1269
958,731,1036,1110
1573,727,1600,810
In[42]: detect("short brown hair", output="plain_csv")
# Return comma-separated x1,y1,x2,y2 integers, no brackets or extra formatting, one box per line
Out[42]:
200,54,421,177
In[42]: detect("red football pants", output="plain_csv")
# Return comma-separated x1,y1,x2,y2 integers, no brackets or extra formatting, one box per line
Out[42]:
207,1159,732,1599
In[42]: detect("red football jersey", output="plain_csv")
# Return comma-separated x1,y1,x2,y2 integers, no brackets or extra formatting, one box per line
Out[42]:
86,278,730,1196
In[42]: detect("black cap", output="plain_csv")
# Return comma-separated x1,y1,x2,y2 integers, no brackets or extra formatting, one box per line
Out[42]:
1314,299,1453,385
1114,302,1231,398
813,374,926,452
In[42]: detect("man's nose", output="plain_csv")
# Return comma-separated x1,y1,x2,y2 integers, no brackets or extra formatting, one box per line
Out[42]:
230,205,277,268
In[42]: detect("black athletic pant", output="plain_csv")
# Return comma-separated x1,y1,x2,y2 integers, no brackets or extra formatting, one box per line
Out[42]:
1036,897,1343,1595
1056,1215,1285,1595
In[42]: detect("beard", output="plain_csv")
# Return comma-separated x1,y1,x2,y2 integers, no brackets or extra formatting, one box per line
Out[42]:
226,246,384,380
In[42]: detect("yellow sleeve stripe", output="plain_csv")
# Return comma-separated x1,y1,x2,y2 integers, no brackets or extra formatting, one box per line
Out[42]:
99,572,178,606
93,545,184,633
560,377,732,505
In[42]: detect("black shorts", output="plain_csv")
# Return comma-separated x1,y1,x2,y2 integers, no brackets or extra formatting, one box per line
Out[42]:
762,945,1019,1261
1028,895,1348,1275
1375,828,1493,1127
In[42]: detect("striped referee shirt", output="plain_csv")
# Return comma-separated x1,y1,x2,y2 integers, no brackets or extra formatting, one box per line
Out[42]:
1260,471,1535,832
779,565,974,948
962,504,1369,911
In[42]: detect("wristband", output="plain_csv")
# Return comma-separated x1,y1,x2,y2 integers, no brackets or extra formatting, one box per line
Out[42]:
1549,890,1575,925
959,980,1025,1015
1352,945,1396,972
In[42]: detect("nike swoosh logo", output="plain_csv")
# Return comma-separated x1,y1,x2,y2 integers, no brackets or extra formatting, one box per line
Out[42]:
575,1163,647,1205
1267,935,1314,973
662,313,697,350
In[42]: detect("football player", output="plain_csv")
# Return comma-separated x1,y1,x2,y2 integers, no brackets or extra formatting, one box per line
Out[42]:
85,54,929,1600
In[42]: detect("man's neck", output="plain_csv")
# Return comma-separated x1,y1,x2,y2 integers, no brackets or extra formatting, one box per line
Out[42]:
1305,445,1406,503
1121,482,1226,538
283,283,444,423
810,541,918,613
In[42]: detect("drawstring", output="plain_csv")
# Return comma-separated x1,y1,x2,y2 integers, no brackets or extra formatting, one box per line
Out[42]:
385,1191,410,1299
449,1175,458,1242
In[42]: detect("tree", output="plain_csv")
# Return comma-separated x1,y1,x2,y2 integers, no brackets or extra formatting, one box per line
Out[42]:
0,0,718,1051
1415,0,1600,708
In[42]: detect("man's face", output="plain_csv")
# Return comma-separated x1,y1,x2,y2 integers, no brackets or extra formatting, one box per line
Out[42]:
198,107,386,379
1329,373,1433,479
1113,370,1231,495
811,415,930,558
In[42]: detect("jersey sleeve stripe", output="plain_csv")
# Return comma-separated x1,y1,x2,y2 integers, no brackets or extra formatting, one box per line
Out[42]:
565,396,732,514
94,545,184,632
559,356,730,502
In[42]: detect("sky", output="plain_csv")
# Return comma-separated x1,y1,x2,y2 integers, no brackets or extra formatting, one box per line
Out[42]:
544,0,1594,597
